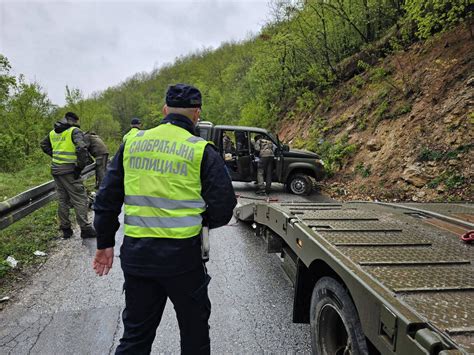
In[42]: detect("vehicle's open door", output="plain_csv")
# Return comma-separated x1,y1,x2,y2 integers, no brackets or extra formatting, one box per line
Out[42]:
274,135,284,182
234,130,252,181
221,130,252,182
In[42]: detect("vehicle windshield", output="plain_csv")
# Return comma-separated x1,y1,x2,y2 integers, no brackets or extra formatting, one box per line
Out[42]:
268,132,279,145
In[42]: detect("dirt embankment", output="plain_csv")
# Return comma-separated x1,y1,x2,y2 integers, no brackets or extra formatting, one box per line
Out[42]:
279,24,473,202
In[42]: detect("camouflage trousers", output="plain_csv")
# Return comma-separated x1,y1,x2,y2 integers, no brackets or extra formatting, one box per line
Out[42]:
53,174,91,230
257,156,274,192
95,154,109,189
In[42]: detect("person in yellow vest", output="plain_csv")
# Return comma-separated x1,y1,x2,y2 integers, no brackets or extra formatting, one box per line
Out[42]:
40,112,96,239
92,84,236,354
122,117,142,142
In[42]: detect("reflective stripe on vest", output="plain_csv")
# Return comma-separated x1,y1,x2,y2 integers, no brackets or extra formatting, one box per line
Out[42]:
49,127,77,165
123,123,208,239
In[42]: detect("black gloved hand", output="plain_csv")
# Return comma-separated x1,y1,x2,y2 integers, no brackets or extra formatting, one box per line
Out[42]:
73,166,83,180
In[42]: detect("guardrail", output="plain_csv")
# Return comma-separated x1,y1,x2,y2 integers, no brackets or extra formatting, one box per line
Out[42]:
0,163,96,231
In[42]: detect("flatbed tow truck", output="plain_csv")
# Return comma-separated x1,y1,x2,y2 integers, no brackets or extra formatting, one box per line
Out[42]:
234,200,473,354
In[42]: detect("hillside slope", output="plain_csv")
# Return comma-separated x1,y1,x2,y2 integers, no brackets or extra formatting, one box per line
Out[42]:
279,24,473,202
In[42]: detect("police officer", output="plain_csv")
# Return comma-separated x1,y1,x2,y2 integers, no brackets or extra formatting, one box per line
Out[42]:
122,117,142,142
84,131,109,189
92,84,236,354
40,112,96,239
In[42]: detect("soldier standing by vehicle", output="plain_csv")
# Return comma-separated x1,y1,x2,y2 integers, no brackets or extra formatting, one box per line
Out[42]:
92,84,236,354
255,135,275,195
40,112,96,239
122,117,142,142
222,132,234,154
84,131,109,189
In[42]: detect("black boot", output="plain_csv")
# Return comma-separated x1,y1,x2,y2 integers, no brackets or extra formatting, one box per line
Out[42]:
61,228,73,239
81,227,97,239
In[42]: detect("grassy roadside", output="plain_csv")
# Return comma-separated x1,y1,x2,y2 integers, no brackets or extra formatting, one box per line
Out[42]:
0,159,58,298
0,163,98,298
0,156,52,199
0,202,59,297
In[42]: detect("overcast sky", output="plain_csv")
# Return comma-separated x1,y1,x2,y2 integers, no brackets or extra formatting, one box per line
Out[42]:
0,0,271,105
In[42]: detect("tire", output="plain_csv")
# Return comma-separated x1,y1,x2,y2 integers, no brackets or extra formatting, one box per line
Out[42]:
310,277,368,355
287,174,312,195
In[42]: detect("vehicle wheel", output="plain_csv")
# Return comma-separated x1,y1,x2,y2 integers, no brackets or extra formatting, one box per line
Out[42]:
287,174,312,195
310,277,368,355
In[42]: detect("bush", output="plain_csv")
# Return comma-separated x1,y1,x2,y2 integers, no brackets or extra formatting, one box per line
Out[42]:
0,133,27,172
404,0,471,39
427,171,466,190
417,144,472,162
355,162,372,177
319,135,358,176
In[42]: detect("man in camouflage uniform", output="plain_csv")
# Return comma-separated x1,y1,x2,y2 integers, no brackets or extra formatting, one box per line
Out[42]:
222,132,234,154
84,131,109,189
40,112,96,239
255,135,275,195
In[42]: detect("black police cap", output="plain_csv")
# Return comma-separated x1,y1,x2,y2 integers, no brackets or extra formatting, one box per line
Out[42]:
166,84,202,108
130,117,141,125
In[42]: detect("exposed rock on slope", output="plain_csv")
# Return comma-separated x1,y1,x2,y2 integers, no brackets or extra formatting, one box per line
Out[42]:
279,25,473,202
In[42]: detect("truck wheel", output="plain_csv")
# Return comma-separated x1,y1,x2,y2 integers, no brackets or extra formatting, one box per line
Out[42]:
287,174,312,195
310,277,368,355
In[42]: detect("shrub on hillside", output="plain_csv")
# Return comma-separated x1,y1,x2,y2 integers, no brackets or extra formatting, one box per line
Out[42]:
404,0,472,39
0,133,26,172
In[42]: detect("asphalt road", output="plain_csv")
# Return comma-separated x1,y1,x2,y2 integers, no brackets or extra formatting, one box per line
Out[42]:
0,182,332,354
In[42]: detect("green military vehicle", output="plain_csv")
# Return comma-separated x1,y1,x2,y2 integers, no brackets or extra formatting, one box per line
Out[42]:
196,121,325,195
235,200,474,354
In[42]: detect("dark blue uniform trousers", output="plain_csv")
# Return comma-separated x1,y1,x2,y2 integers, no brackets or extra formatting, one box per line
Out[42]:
115,265,211,355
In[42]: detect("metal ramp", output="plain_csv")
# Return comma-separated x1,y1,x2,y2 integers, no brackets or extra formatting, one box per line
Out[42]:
235,201,474,353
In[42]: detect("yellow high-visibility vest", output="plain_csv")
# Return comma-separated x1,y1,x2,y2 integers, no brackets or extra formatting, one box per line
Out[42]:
49,127,77,165
123,123,208,238
123,127,139,142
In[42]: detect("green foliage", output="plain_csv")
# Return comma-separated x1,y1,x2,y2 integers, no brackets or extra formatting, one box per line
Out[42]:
0,203,58,283
417,144,472,162
0,260,9,279
394,102,412,116
418,148,444,162
371,67,391,81
404,0,471,39
445,173,465,189
374,99,390,121
0,133,26,172
54,0,405,135
355,162,372,177
318,134,358,176
352,74,367,93
0,156,52,198
427,170,466,190
0,55,16,106
61,87,122,144
356,114,368,130
0,59,56,173
8,76,55,155
1,0,468,176
18,0,459,144
0,56,122,176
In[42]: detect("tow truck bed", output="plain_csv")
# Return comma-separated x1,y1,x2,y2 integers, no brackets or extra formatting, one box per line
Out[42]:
235,201,474,354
